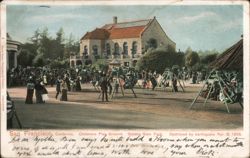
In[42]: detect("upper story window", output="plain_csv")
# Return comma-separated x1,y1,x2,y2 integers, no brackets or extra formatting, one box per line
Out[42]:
132,41,137,56
148,38,157,49
83,45,88,55
92,45,98,55
123,42,128,55
114,43,119,55
106,43,111,55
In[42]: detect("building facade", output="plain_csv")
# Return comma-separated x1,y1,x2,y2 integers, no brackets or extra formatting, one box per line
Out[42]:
78,16,176,67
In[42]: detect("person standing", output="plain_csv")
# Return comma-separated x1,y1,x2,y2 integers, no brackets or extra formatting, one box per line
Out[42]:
107,74,113,95
172,75,178,92
61,79,68,101
192,72,197,84
150,75,157,91
25,77,35,104
41,83,48,103
64,74,71,91
34,80,44,103
43,74,47,85
55,77,61,99
75,76,82,91
100,73,108,102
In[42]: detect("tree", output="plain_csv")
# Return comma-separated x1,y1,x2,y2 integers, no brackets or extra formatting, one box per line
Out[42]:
93,59,109,72
200,53,218,65
49,58,69,68
18,27,80,68
55,27,65,58
184,47,200,68
29,29,41,48
18,42,39,67
136,48,178,74
185,47,192,55
17,49,35,67
39,27,52,58
32,53,45,67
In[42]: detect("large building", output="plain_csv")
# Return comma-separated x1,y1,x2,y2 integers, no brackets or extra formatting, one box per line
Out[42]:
76,16,176,67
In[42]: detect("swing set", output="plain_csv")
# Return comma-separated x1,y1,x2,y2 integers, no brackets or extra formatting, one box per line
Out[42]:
189,70,243,113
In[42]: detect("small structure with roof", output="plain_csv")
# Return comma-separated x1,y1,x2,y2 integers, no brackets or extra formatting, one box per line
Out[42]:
109,59,121,68
7,33,21,70
209,38,243,71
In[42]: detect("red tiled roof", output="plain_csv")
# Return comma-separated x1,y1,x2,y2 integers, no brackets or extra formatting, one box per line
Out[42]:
81,28,109,40
81,19,152,40
109,26,146,39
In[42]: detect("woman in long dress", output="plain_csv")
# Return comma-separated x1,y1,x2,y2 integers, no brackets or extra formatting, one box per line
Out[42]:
35,80,44,103
25,78,35,104
61,80,68,101
75,76,81,91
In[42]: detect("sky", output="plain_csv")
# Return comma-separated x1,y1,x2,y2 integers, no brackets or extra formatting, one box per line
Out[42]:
7,5,243,52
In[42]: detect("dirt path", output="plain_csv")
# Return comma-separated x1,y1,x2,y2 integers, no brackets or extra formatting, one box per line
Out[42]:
7,83,243,129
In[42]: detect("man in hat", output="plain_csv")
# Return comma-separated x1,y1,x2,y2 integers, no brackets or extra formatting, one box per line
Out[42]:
100,73,109,102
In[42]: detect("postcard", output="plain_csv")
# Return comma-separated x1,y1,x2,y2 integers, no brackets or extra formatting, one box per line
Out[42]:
1,0,249,157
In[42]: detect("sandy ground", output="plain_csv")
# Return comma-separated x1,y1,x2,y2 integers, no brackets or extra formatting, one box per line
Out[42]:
7,82,243,129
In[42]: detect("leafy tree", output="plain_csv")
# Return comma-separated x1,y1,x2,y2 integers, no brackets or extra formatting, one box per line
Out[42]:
17,49,35,67
18,27,80,68
55,27,65,58
185,47,192,55
32,53,45,67
136,48,177,74
64,33,79,58
93,59,108,72
200,53,218,65
39,27,52,58
49,58,69,68
29,29,41,48
184,47,200,68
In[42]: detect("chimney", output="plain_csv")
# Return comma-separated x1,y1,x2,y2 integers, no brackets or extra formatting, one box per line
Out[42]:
113,16,117,24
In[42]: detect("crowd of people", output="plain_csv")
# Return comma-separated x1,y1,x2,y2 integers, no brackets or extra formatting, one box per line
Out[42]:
8,66,84,104
9,65,239,105
7,66,141,103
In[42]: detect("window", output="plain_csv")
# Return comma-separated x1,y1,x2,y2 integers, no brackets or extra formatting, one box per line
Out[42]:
106,43,111,55
114,43,119,55
148,38,158,49
92,45,98,55
132,41,137,57
123,42,128,55
83,45,88,55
